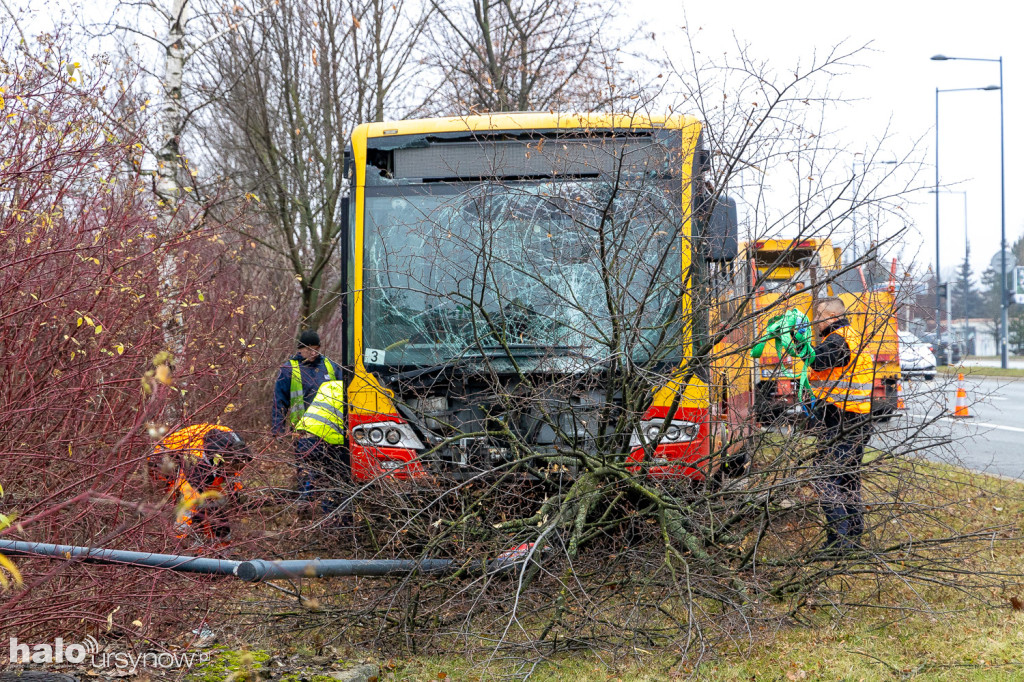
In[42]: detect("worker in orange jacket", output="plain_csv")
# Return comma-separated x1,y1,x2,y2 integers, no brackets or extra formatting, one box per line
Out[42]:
807,297,876,554
152,424,251,544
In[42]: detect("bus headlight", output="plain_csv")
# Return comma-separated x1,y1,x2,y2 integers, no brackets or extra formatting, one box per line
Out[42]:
630,418,701,448
353,421,425,450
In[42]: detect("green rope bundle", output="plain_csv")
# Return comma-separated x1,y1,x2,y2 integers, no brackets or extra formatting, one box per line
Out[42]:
750,308,817,400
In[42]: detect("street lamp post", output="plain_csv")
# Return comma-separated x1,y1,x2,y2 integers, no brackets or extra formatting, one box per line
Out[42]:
958,191,970,346
932,54,1007,368
929,188,969,352
931,82,999,365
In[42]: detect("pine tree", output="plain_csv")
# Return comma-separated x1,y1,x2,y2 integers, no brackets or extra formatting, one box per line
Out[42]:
980,265,1002,351
952,243,983,321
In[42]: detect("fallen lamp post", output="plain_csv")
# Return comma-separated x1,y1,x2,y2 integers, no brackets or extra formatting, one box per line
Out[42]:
0,539,532,583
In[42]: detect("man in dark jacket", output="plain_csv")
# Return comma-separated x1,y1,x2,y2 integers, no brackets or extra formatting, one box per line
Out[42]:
807,297,875,554
273,330,338,498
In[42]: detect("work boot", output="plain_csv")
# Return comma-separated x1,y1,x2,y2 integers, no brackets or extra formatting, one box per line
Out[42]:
812,533,865,561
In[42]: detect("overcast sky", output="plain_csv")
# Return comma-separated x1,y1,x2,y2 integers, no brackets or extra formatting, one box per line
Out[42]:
647,0,1021,281
10,0,1020,281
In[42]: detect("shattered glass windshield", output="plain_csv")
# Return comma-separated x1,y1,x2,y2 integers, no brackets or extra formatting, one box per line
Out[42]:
362,140,686,370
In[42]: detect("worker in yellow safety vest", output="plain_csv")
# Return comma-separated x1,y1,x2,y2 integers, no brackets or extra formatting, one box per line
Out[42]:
273,330,338,431
294,378,349,513
807,296,876,554
273,330,337,496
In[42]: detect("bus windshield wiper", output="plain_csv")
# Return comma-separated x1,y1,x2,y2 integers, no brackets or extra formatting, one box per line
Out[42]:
464,344,603,363
379,359,468,388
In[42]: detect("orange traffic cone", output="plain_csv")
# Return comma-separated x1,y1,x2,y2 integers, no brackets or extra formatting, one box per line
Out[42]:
953,373,971,418
896,381,905,410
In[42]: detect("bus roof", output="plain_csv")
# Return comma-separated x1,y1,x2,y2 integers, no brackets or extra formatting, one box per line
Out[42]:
357,113,702,139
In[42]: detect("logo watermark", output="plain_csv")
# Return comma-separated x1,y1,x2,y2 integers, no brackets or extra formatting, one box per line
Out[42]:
9,636,210,673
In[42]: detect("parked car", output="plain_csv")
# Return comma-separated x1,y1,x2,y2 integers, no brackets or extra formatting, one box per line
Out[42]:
899,331,937,380
918,332,962,366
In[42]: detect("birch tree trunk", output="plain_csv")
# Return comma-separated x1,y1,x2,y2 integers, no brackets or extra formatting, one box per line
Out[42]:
154,0,190,416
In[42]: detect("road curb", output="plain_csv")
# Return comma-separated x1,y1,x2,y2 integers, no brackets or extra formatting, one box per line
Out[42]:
965,467,1024,484
939,369,1024,383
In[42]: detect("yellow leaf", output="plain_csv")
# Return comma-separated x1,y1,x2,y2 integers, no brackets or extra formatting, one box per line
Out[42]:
115,343,124,355
0,553,23,590
77,317,84,327
94,324,102,334
132,619,143,627
84,316,93,326
198,291,204,302
155,364,173,386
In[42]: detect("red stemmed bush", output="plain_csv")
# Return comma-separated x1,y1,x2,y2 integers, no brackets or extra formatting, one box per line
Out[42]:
0,33,292,643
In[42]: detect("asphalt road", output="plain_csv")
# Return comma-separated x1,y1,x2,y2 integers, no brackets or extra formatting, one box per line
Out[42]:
878,374,1024,479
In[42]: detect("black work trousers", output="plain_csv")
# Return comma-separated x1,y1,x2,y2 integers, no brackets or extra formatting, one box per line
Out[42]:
295,436,350,512
811,402,872,546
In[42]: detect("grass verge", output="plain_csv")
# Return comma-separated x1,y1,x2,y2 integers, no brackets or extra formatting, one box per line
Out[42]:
194,461,1024,680
939,364,1024,379
386,465,1024,680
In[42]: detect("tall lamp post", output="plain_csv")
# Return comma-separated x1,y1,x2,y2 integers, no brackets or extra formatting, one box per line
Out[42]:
933,54,1007,367
931,83,999,365
930,188,969,350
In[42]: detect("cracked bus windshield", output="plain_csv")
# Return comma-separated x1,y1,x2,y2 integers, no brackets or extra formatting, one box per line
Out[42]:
363,142,685,370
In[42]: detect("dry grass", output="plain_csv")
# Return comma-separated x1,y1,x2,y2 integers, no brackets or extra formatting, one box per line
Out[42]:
183,456,1024,679
373,461,1024,680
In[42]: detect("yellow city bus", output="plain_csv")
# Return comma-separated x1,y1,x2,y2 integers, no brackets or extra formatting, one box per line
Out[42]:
338,113,737,482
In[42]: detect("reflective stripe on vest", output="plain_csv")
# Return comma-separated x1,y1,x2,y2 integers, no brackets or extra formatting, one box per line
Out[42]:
807,325,874,414
288,358,336,425
174,478,200,536
296,380,346,445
